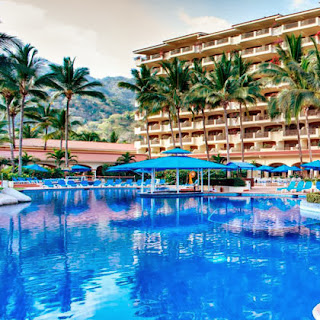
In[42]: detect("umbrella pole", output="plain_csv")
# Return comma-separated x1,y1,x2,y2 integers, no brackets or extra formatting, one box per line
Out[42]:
208,169,210,192
141,172,144,193
176,168,179,194
151,169,155,194
201,169,203,193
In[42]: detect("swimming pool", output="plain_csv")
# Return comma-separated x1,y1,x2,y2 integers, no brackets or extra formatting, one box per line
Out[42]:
1,189,320,319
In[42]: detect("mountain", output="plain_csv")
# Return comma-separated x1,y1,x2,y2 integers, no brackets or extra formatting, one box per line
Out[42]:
67,76,136,122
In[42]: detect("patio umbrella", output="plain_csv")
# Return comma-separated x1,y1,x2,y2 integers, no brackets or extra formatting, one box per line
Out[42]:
162,148,191,155
71,165,91,172
255,165,273,172
272,165,300,173
23,164,48,172
226,162,256,170
301,160,320,170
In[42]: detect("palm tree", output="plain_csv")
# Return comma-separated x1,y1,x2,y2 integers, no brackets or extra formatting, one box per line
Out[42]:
15,152,39,166
25,99,58,150
76,131,101,141
6,44,47,174
47,149,77,168
211,154,227,164
45,57,104,168
0,120,8,145
259,34,305,164
233,52,264,162
187,59,210,160
22,124,42,138
196,53,239,163
160,58,192,148
46,109,81,150
116,152,136,165
119,65,157,158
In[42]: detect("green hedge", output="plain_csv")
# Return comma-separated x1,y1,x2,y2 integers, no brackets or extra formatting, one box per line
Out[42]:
307,193,320,203
210,178,246,187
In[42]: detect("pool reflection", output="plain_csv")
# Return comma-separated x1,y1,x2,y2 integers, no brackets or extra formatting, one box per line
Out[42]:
0,189,319,319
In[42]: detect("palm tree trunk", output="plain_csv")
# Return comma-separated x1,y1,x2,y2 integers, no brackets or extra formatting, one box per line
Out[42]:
223,103,230,163
176,107,183,148
296,116,303,165
201,108,210,161
65,99,70,168
305,107,312,162
168,110,176,148
12,115,16,149
6,101,15,168
146,120,151,159
239,103,244,162
44,127,48,150
18,96,26,175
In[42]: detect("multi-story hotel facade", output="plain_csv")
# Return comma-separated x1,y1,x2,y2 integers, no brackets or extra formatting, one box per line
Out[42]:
133,8,320,166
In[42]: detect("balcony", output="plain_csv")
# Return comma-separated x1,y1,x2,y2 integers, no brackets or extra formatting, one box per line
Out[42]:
202,37,237,53
242,44,276,61
168,45,199,59
282,17,320,35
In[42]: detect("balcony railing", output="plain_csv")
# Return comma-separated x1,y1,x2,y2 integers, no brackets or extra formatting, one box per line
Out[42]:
216,38,229,45
216,134,226,140
284,129,298,136
256,28,270,36
301,17,316,26
244,132,254,139
242,31,254,40
255,131,269,138
283,21,299,30
182,46,193,53
203,40,215,48
150,139,160,145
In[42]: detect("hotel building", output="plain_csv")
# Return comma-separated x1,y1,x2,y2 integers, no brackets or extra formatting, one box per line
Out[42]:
133,7,320,166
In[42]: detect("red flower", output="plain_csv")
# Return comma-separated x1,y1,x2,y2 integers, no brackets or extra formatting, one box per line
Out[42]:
274,38,283,44
316,31,320,38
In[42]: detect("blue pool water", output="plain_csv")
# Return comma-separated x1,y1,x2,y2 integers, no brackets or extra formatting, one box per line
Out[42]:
1,189,320,319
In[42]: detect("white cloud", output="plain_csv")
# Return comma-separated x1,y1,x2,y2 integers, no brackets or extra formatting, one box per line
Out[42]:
178,10,231,34
290,0,313,9
0,0,174,78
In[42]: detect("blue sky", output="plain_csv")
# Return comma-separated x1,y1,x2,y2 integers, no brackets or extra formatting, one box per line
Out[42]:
0,0,318,77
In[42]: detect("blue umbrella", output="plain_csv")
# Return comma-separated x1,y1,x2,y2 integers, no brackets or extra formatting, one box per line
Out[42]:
162,148,191,155
71,165,91,172
226,162,256,171
23,164,48,172
301,160,320,170
272,165,301,173
108,156,227,171
255,165,273,172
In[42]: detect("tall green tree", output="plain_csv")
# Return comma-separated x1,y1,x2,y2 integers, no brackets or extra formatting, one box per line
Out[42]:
109,130,118,143
259,34,305,164
233,52,264,162
119,65,157,158
160,57,192,148
45,57,104,168
196,53,240,163
6,44,47,174
187,59,210,160
46,109,81,150
47,149,77,168
76,131,101,141
25,99,58,150
116,152,135,165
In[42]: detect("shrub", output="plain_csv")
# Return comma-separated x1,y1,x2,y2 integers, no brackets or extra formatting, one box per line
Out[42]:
307,193,320,203
210,178,246,187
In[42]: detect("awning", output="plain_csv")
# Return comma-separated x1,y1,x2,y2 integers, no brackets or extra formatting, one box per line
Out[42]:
301,160,320,170
108,156,227,172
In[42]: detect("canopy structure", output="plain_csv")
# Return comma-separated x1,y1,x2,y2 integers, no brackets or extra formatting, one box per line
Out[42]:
162,148,191,155
272,165,301,173
108,156,226,171
71,165,91,172
301,160,320,170
108,155,227,194
226,162,256,170
255,165,273,172
23,164,48,172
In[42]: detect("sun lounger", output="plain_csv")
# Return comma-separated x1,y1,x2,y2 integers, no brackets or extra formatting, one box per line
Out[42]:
114,179,122,186
301,181,312,193
43,180,55,188
104,179,115,186
93,180,101,187
80,180,89,187
277,181,296,192
291,181,305,192
67,180,78,187
57,180,67,188
121,179,133,186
